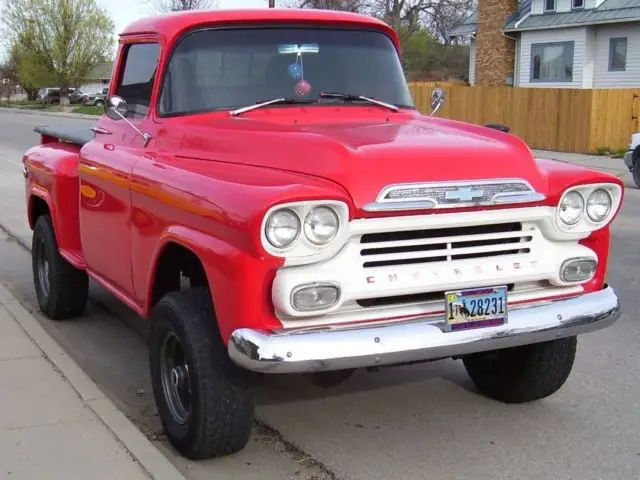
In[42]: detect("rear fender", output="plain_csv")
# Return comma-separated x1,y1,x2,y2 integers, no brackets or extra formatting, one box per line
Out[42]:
24,143,84,266
145,226,284,343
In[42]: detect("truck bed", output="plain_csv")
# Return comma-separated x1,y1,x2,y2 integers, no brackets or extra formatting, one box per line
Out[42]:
34,125,94,147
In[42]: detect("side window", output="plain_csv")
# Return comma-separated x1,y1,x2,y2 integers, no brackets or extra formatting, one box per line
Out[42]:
116,43,161,119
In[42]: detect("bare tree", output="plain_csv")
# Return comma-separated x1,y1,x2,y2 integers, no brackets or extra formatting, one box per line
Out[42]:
426,0,474,44
148,0,219,13
289,0,472,49
290,0,366,10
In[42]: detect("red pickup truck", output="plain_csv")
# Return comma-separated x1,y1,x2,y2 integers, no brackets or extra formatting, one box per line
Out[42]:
23,8,622,460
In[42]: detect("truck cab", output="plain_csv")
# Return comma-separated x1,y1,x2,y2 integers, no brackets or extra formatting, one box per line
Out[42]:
23,8,622,461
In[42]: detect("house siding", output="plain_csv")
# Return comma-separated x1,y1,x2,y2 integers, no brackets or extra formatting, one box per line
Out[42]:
469,38,477,85
532,0,599,13
593,23,640,88
532,0,543,15
518,27,587,87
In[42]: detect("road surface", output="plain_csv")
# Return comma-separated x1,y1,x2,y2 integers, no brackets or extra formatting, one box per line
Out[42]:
0,108,639,480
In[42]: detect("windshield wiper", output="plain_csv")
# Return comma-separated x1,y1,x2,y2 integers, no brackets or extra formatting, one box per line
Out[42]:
229,97,317,117
319,92,399,112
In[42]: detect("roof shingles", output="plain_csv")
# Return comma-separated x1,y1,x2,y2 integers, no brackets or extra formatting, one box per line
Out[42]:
449,0,640,36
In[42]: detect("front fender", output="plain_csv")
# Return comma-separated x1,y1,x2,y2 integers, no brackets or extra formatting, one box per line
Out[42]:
144,225,285,343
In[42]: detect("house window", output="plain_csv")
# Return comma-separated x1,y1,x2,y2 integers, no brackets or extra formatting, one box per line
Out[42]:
609,37,627,71
544,0,556,11
572,0,584,9
530,42,574,82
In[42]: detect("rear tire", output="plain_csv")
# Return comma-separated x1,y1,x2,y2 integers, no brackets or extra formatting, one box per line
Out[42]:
149,287,255,460
632,148,640,188
463,337,577,404
633,166,640,189
32,214,89,320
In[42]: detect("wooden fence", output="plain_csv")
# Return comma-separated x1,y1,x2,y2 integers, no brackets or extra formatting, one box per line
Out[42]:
408,82,640,154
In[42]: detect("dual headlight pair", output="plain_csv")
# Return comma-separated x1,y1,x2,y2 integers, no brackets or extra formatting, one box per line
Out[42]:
265,206,339,248
557,184,621,231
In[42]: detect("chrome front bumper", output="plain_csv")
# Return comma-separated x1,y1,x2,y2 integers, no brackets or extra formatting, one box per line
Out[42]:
228,286,621,374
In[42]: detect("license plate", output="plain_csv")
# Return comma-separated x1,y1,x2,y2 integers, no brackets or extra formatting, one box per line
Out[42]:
444,286,508,331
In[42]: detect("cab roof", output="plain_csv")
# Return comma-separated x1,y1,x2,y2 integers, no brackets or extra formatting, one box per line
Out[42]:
120,8,398,49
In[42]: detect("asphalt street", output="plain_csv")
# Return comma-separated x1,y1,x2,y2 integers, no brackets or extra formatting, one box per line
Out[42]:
0,108,639,480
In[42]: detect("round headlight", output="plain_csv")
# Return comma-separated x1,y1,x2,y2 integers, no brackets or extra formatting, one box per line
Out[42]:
586,189,612,222
304,206,339,245
265,209,300,248
558,191,584,225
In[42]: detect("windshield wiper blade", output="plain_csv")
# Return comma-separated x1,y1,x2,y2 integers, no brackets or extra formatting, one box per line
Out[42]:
229,97,316,117
319,92,399,112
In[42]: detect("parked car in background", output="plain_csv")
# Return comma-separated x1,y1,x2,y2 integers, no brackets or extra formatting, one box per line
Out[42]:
69,89,85,104
37,88,58,103
82,87,108,106
37,88,79,104
623,132,640,187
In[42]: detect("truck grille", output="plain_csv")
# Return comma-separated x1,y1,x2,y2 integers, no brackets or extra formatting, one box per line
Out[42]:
359,222,531,268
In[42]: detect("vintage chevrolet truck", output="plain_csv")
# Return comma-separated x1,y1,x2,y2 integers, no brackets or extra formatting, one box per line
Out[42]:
22,8,623,460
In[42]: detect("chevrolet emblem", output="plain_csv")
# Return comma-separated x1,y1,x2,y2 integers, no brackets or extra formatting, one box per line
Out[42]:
444,187,484,202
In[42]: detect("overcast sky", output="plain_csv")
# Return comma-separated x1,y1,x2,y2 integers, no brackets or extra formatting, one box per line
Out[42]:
101,0,269,39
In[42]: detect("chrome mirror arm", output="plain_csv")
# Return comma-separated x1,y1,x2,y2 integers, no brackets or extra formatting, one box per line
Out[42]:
104,95,152,147
112,109,152,147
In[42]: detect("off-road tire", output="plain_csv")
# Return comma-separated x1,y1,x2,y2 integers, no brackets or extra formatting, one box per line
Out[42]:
463,337,577,404
32,214,89,320
632,148,640,188
149,287,255,460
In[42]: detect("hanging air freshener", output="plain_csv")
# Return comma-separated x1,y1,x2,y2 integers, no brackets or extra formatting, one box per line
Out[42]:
294,79,311,97
288,62,302,80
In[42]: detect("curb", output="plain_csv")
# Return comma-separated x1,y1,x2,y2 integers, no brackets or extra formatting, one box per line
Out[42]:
0,106,98,120
0,284,186,480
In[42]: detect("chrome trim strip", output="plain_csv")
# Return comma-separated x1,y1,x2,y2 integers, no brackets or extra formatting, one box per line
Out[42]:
228,286,620,373
363,178,546,212
363,192,546,212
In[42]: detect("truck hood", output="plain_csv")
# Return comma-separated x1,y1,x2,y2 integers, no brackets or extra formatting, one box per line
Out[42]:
172,112,548,211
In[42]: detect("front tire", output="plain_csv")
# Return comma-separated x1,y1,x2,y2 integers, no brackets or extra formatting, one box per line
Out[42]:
32,214,89,320
149,287,255,460
463,337,577,404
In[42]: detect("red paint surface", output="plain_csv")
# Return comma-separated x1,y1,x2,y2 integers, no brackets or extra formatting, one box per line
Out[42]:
21,10,625,344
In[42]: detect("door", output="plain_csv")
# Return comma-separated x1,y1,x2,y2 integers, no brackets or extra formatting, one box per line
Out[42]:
79,41,161,298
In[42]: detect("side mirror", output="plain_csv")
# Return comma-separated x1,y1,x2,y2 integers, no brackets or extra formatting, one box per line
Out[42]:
103,95,152,147
430,87,446,116
105,95,128,121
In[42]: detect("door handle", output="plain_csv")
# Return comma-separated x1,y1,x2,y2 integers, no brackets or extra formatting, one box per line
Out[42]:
90,126,112,135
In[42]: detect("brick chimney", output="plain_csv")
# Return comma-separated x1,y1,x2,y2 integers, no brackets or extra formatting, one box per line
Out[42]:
475,0,519,85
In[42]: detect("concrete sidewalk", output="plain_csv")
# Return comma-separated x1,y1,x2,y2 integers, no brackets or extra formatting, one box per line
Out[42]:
533,149,629,177
0,284,185,480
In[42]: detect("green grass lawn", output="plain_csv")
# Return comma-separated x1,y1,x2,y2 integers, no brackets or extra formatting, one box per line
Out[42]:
71,105,103,115
0,100,102,116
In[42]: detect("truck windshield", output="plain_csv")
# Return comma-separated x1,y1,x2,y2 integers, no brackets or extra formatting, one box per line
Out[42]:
159,26,414,116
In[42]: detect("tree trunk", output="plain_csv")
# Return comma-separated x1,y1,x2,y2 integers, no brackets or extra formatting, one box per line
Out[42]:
26,88,39,101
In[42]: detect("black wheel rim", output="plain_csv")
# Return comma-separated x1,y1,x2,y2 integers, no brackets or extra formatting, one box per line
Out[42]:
160,331,192,425
36,237,50,297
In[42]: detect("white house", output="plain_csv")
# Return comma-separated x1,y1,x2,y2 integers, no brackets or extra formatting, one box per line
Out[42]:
78,61,113,94
449,0,640,88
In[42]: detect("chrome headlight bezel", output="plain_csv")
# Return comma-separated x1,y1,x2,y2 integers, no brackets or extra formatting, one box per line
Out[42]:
555,183,622,234
260,200,349,265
